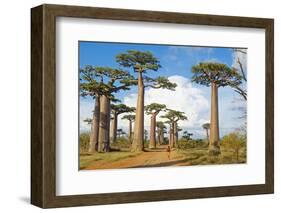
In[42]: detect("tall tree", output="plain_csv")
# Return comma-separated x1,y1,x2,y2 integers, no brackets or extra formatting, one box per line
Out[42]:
161,110,187,148
122,114,135,143
145,103,166,148
116,50,177,152
192,62,242,155
111,104,135,143
156,121,166,145
80,66,110,153
202,123,210,144
81,66,135,153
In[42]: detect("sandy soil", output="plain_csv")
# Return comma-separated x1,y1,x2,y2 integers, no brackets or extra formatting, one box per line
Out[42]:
85,146,191,170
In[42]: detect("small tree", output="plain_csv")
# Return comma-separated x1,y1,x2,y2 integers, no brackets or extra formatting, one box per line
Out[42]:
145,103,166,148
111,104,135,143
202,123,210,144
221,132,246,161
192,62,242,155
122,114,135,143
116,50,177,152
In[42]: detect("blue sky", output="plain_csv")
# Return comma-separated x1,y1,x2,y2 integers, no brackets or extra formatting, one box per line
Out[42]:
79,41,247,138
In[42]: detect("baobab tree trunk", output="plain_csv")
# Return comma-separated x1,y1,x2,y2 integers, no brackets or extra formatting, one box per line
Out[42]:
157,128,161,146
205,129,209,145
88,95,100,153
160,130,165,145
149,113,156,149
132,72,144,152
110,118,114,143
209,82,220,155
169,125,174,148
128,120,132,143
111,111,118,143
98,95,111,152
173,122,177,147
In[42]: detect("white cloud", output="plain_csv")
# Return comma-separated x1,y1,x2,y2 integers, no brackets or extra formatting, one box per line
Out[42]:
122,75,210,137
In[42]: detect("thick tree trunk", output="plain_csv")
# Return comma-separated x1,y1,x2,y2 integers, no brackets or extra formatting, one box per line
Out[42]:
128,120,132,143
111,111,118,143
160,130,164,145
88,95,100,153
149,113,156,149
131,72,144,152
110,118,114,143
157,128,161,146
173,122,177,147
209,82,220,155
205,129,209,145
98,95,111,152
169,125,174,148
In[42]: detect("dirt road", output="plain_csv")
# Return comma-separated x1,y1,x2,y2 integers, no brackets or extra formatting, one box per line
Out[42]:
85,146,191,170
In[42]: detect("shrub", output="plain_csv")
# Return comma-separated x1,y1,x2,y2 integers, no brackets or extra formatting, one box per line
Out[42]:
79,132,90,153
177,139,208,150
221,132,246,161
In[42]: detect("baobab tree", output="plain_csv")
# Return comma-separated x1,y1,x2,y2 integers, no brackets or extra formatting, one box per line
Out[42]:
202,123,210,144
80,66,110,153
111,104,135,143
161,110,187,148
122,114,135,143
145,103,166,149
192,62,242,155
116,50,177,152
156,121,166,145
81,66,135,153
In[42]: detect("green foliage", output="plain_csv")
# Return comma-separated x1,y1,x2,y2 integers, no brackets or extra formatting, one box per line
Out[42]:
191,62,242,87
79,133,90,153
156,121,166,130
111,104,135,115
145,103,166,115
116,50,161,72
202,123,210,130
161,109,187,122
122,114,135,121
177,139,207,149
80,65,136,100
221,132,246,161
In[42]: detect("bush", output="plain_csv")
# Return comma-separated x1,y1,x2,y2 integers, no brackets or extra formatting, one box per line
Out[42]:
177,139,208,150
221,132,246,161
111,137,131,149
79,132,90,153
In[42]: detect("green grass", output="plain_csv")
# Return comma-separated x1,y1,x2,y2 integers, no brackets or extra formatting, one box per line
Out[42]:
176,147,246,166
79,151,141,169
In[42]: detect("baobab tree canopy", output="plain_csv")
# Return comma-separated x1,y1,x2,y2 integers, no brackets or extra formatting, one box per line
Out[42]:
161,109,188,122
111,104,135,115
116,50,161,72
145,103,166,115
191,62,242,87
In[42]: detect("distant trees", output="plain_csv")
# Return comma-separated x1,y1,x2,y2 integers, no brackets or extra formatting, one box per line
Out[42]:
202,123,210,144
161,110,187,148
192,62,242,155
122,114,135,143
156,121,166,145
116,50,177,152
145,103,166,148
111,104,135,143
